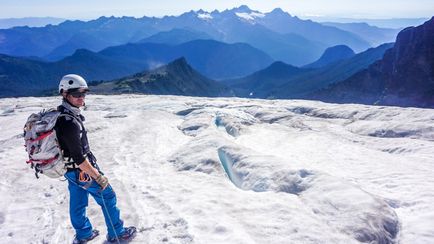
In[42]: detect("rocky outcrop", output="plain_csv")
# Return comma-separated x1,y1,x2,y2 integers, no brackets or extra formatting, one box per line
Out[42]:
380,17,434,106
311,17,434,108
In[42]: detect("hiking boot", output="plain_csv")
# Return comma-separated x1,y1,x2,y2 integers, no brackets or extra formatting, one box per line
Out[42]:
72,229,99,244
107,226,137,243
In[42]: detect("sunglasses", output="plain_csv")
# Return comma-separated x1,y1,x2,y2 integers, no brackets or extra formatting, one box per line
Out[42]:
69,91,87,98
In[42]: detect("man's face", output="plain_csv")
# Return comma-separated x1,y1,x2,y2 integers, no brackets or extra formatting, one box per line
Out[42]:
64,88,88,107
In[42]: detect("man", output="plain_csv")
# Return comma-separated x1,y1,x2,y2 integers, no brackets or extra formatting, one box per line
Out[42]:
55,74,136,244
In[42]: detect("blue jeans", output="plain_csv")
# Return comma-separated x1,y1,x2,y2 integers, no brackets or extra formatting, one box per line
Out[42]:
65,170,125,240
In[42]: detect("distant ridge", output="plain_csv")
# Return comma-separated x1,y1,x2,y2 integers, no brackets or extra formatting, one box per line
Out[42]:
224,42,392,99
223,61,307,97
269,43,393,98
0,17,65,29
0,50,141,97
98,39,274,80
310,17,434,108
314,17,429,29
90,57,234,97
304,45,355,69
138,28,213,45
0,39,271,98
0,6,375,65
321,22,400,46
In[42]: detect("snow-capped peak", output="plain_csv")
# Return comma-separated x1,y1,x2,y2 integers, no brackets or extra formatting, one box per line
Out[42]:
198,12,212,20
250,12,265,18
235,11,265,22
235,12,254,21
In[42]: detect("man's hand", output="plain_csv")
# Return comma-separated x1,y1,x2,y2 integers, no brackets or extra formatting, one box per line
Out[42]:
95,174,109,190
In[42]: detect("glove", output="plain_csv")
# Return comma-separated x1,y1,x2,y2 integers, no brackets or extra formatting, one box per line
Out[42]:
95,174,109,190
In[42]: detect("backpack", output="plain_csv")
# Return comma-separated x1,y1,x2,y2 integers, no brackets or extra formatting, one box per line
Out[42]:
23,108,72,178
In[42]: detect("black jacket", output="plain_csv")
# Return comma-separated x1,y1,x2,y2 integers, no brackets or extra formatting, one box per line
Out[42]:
54,101,93,167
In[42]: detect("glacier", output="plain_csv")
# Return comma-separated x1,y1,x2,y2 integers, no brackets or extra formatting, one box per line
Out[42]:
0,95,433,244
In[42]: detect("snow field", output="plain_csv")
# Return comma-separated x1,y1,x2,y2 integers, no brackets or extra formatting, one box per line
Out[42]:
0,95,433,243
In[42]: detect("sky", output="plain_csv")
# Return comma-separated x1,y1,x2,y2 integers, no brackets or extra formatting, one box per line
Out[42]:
1,0,433,19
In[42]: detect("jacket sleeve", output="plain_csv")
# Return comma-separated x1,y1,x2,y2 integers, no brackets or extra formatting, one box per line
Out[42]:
57,117,86,165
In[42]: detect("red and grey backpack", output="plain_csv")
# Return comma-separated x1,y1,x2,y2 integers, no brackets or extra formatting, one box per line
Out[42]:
23,108,75,178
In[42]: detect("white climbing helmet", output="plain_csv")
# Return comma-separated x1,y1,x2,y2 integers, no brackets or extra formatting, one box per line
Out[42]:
58,74,89,94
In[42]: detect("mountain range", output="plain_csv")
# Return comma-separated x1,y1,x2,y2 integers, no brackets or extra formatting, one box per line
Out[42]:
321,22,400,47
0,6,431,108
0,39,272,97
90,57,233,97
98,40,273,80
309,17,434,108
137,28,213,45
314,17,430,29
225,43,393,98
0,6,393,66
0,17,66,29
0,50,137,97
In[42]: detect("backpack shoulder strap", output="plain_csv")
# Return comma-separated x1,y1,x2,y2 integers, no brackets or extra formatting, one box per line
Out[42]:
57,111,85,132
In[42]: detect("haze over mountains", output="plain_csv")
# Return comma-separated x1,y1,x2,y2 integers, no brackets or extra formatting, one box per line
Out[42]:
0,6,387,64
311,17,430,29
0,6,432,108
138,28,213,45
0,39,272,97
90,57,233,97
311,17,434,108
320,22,400,47
303,45,356,69
0,16,426,29
225,43,393,99
0,17,66,29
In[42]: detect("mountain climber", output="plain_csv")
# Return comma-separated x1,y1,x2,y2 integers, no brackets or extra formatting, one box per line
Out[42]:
55,74,136,243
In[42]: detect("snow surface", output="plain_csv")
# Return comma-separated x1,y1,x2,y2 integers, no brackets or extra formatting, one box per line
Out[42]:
0,95,433,244
197,13,212,20
235,12,265,22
